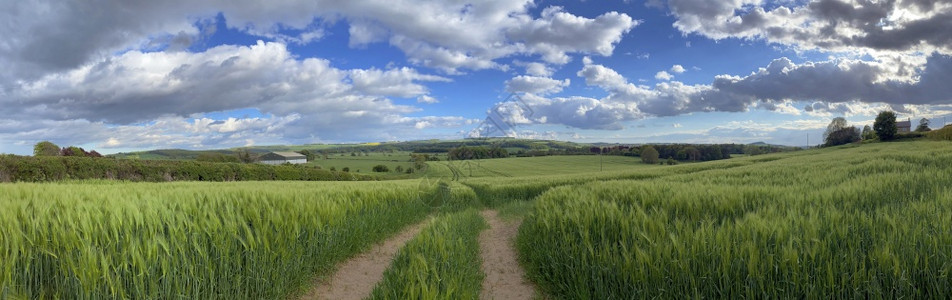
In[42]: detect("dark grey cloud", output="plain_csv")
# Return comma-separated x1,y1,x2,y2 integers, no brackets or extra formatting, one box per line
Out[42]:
655,0,952,53
483,53,951,131
714,54,952,105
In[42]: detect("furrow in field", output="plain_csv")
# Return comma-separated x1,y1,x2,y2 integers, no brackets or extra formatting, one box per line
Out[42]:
479,210,537,300
299,220,427,300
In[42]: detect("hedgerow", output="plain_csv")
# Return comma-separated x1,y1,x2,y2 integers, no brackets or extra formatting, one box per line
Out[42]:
0,155,370,182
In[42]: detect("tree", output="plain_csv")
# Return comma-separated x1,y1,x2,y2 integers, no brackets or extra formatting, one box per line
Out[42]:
874,111,898,141
236,149,257,163
824,117,861,146
916,118,932,132
297,149,316,161
641,145,659,164
33,141,60,156
861,125,876,140
824,117,848,142
372,165,390,172
825,127,861,146
683,146,701,161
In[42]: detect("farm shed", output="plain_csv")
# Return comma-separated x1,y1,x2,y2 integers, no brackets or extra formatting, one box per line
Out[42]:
259,152,307,165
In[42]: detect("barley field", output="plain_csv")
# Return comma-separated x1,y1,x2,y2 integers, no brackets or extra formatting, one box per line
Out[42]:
1,140,950,299
0,180,475,299
518,141,952,298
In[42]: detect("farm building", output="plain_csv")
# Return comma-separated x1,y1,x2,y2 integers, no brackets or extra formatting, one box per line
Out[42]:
259,152,307,165
897,119,912,133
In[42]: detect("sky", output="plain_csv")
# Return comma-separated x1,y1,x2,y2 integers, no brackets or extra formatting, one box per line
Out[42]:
2,0,951,155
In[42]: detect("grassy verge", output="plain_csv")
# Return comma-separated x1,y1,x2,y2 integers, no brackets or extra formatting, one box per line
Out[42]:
517,141,952,298
370,209,488,299
0,180,477,299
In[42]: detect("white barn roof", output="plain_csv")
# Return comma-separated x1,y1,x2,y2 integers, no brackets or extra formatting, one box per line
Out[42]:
262,152,306,160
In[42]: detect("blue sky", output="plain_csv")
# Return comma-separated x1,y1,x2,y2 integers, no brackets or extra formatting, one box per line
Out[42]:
1,0,951,155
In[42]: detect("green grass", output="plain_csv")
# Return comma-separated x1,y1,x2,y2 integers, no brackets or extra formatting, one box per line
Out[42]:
517,141,952,298
370,209,487,299
0,180,476,299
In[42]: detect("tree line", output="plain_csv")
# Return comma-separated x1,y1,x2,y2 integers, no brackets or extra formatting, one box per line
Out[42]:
33,141,102,157
447,146,509,160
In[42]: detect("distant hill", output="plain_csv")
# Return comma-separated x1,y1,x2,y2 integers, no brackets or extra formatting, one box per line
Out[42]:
109,138,596,160
108,138,796,161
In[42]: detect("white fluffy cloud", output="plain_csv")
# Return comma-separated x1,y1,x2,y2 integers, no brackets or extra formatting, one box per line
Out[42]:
507,6,639,64
0,0,638,83
8,41,449,124
655,71,673,80
520,62,555,77
671,65,686,73
505,76,571,94
0,40,474,152
417,95,439,104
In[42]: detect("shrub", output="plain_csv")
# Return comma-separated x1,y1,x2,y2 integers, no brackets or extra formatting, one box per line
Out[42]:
372,165,390,172
641,146,659,164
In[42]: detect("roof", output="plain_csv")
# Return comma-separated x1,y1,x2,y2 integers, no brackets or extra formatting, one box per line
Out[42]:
261,151,306,160
897,120,911,127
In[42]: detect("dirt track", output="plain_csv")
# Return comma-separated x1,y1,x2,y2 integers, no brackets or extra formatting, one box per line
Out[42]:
479,210,537,299
299,221,426,300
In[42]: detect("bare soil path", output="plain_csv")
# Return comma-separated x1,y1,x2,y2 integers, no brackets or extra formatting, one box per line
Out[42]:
479,210,538,300
299,220,427,300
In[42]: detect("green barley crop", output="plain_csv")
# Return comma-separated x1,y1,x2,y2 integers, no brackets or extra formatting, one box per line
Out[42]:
519,141,952,298
370,209,487,300
0,180,476,299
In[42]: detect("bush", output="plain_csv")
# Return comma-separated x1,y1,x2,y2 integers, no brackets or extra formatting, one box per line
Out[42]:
372,165,390,172
641,146,659,164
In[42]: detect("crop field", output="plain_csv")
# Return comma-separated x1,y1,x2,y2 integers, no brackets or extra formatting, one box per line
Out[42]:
370,209,487,299
0,180,475,298
518,141,952,298
1,140,950,299
424,154,649,180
